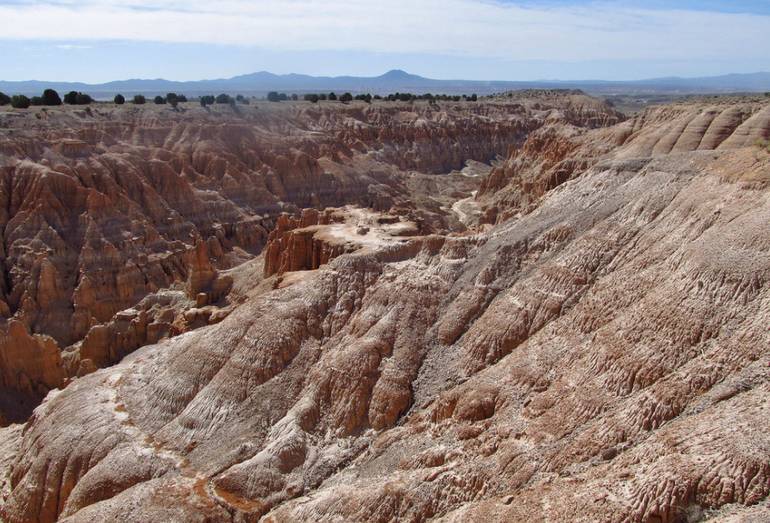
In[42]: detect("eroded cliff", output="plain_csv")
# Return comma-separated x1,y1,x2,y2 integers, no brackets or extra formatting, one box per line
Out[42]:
1,94,769,522
1,95,620,416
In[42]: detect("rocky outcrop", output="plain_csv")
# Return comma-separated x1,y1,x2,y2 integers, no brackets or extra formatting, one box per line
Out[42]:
263,209,348,277
477,95,770,224
0,321,65,421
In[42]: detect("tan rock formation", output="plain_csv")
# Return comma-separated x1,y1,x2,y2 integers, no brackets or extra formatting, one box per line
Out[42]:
2,94,768,523
4,97,606,412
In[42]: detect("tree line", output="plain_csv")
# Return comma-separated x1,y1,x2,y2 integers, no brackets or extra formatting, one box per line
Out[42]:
0,89,93,109
0,89,194,108
266,91,478,103
2,88,480,109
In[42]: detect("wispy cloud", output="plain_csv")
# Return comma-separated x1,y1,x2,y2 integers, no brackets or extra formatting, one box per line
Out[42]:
1,0,768,63
55,44,93,50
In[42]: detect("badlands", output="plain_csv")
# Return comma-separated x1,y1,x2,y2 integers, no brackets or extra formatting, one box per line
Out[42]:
0,92,769,522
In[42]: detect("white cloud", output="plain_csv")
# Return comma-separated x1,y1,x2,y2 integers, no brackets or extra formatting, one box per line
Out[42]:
55,44,93,50
1,0,768,62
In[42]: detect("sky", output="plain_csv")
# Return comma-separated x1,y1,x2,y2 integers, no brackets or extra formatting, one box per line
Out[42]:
0,0,769,83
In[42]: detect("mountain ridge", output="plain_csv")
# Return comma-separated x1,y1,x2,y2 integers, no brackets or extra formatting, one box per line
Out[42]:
1,69,770,97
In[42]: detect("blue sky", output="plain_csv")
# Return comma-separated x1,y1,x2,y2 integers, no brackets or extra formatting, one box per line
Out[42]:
0,0,768,82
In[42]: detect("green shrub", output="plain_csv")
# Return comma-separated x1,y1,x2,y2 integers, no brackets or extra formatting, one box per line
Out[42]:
215,93,233,104
267,91,280,102
11,95,31,109
114,94,125,105
166,93,179,107
133,94,146,105
304,93,319,103
340,92,353,103
199,95,215,107
63,91,78,104
0,92,10,105
154,95,166,104
42,89,62,105
63,91,92,105
30,96,45,106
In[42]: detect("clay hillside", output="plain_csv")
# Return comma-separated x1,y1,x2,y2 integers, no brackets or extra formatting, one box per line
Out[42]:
1,92,769,522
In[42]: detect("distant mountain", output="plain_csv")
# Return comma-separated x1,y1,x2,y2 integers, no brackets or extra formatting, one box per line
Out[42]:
1,70,769,98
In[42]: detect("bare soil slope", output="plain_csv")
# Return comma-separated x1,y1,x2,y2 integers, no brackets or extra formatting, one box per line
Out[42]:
1,94,769,522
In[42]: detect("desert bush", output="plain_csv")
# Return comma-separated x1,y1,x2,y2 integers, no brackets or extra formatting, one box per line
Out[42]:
304,93,319,103
11,95,31,109
42,89,62,105
328,92,337,101
267,91,281,102
63,91,92,105
199,95,215,106
340,92,353,103
63,91,78,104
216,93,233,104
114,94,125,105
0,92,10,105
166,93,179,107
133,94,146,104
154,95,166,104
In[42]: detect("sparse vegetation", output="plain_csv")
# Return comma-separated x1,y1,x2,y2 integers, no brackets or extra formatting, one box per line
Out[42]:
0,92,10,105
114,94,125,105
133,94,146,105
755,138,770,153
199,95,215,107
11,94,31,109
154,95,166,105
287,91,476,104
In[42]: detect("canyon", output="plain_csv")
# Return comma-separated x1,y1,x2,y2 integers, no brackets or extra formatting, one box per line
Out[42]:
0,92,768,522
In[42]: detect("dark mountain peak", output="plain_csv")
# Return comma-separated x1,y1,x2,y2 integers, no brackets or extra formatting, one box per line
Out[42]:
379,69,423,81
